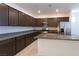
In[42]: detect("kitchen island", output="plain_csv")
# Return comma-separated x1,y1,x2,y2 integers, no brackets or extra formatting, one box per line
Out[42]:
35,33,79,41
35,33,79,56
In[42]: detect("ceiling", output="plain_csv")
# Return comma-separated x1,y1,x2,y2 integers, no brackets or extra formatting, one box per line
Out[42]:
6,3,79,18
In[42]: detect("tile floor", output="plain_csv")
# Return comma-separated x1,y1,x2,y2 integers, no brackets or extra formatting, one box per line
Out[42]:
16,39,79,56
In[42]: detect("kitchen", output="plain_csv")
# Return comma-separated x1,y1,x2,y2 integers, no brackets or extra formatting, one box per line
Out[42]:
0,3,79,56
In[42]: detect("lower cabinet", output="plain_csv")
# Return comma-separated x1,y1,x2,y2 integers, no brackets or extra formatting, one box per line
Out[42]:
25,34,34,47
26,38,32,47
48,30,58,33
0,38,15,56
15,35,26,53
25,32,39,47
0,31,39,56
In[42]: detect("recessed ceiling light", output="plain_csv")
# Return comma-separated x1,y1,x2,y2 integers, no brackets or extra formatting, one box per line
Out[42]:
37,10,40,14
56,9,59,13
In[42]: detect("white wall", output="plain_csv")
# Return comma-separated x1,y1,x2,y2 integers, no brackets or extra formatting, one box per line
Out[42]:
70,10,79,35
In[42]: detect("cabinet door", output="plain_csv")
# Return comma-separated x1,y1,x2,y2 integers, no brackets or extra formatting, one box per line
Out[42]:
47,18,59,27
29,16,33,26
30,17,34,26
15,35,26,53
30,32,38,42
18,12,26,26
24,14,30,26
9,7,19,26
59,17,69,22
27,15,32,26
25,32,39,47
19,12,31,26
26,38,31,47
25,33,36,47
0,38,15,56
34,19,43,27
0,4,8,26
25,34,32,46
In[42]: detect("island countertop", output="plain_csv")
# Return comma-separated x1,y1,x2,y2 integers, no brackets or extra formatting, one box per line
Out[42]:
35,33,79,41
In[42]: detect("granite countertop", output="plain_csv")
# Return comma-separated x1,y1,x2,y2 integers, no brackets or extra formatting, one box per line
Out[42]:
0,26,40,41
35,33,79,41
0,26,35,34
0,30,37,41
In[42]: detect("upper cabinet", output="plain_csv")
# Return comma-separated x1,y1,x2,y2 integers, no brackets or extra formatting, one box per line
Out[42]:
19,12,32,26
25,14,32,26
29,17,33,26
47,17,69,27
18,12,26,26
0,4,35,26
58,17,69,22
47,18,59,27
9,7,19,26
33,19,43,27
0,4,8,26
0,4,69,27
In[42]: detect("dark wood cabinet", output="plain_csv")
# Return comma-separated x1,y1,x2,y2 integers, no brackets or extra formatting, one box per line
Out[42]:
0,4,8,26
0,3,42,27
24,14,31,26
0,4,69,27
15,31,39,54
25,33,34,47
18,12,25,26
58,17,69,22
29,16,32,26
47,18,59,27
33,19,43,27
15,32,38,54
28,16,33,26
36,17,69,27
48,30,58,33
9,7,19,26
25,31,39,47
30,17,35,26
19,12,32,26
0,31,39,56
26,37,32,47
15,35,26,53
0,38,15,56
0,4,34,26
